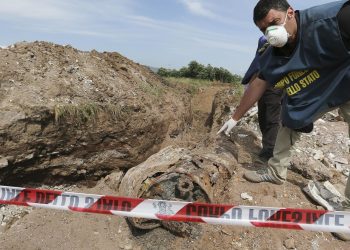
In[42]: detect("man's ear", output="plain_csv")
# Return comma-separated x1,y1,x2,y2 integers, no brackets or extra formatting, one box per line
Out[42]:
287,6,294,19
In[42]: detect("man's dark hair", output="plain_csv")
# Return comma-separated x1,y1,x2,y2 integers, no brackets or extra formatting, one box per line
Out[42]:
254,0,290,24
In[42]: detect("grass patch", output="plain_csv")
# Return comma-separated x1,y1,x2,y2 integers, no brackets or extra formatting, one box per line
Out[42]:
140,82,163,98
164,77,243,96
164,77,212,95
54,102,127,124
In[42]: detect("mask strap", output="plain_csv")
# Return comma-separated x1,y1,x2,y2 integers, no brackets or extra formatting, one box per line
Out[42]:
282,12,288,26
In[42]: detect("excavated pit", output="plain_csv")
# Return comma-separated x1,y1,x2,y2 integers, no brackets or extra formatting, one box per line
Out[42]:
116,87,265,236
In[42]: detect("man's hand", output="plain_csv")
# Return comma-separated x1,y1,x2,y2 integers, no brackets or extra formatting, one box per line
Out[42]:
217,118,237,136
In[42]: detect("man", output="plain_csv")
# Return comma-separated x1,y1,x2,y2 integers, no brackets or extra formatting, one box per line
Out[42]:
241,36,283,162
217,0,350,241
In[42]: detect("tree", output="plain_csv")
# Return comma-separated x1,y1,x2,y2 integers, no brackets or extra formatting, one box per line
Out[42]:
187,61,205,78
157,67,171,77
157,61,242,83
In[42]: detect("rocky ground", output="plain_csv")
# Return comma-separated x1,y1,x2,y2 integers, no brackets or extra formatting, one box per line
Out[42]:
1,42,350,249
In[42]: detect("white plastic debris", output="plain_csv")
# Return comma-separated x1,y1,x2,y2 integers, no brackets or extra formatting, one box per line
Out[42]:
303,180,345,211
328,153,335,159
237,134,248,138
312,149,324,161
240,192,253,201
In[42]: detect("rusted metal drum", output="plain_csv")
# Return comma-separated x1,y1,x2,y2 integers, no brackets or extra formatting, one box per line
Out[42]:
119,146,233,234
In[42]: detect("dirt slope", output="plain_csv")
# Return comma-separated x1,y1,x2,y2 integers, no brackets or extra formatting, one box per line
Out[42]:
0,41,191,185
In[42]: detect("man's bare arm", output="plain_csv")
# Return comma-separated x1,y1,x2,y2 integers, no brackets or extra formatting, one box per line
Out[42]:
232,77,268,121
217,77,268,136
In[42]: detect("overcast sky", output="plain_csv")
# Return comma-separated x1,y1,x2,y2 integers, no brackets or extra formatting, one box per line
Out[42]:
0,0,333,75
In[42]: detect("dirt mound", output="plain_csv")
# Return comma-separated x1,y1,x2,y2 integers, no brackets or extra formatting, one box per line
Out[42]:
0,41,191,185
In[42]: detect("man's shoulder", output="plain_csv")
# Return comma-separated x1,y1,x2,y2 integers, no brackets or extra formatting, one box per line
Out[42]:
257,42,270,55
257,36,269,55
258,36,267,45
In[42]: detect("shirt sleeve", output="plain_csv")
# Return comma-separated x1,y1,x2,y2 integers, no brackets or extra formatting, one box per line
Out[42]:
337,2,350,50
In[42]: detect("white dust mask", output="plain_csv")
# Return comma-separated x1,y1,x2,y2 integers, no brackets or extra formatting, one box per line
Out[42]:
265,12,290,47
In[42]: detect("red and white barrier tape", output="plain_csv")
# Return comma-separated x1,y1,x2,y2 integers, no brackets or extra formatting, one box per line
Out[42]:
1,185,350,233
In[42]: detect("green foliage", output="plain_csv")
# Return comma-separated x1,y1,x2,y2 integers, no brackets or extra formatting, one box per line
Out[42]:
164,77,213,95
157,61,242,84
